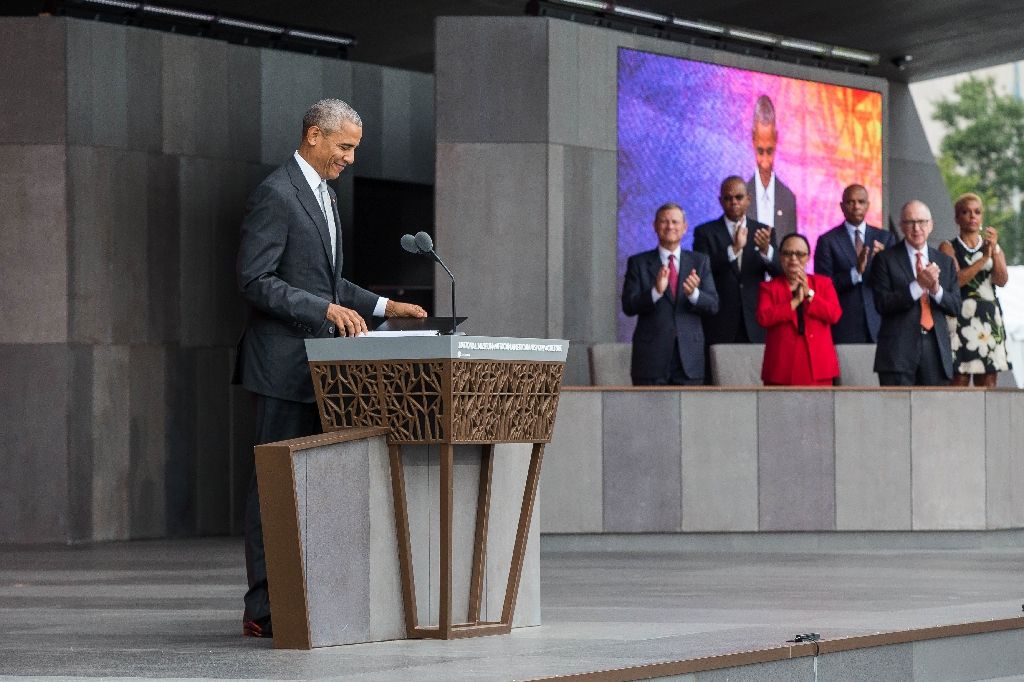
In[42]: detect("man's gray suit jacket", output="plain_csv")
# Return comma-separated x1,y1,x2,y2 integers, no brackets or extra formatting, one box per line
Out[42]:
234,157,378,403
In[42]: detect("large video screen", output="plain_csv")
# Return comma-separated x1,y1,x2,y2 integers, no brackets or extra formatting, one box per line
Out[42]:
617,47,883,341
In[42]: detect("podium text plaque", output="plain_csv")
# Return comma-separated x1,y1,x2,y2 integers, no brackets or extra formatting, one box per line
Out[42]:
305,336,568,639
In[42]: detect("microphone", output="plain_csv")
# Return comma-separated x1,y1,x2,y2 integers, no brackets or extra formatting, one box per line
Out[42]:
400,233,419,254
398,231,458,335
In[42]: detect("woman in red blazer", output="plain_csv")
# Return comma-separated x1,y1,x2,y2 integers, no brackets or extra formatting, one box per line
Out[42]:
756,233,843,386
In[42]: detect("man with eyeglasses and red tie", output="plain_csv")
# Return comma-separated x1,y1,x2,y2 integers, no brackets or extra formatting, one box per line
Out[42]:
871,200,961,386
693,176,781,380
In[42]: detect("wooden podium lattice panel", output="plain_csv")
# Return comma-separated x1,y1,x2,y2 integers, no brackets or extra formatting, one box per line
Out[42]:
450,361,563,442
311,359,564,445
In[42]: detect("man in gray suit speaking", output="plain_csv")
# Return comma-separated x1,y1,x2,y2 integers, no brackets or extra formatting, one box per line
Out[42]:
234,99,426,638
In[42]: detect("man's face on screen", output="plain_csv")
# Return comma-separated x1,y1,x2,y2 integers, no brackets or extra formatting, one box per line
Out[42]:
654,207,686,250
841,186,870,225
752,123,777,186
719,180,750,221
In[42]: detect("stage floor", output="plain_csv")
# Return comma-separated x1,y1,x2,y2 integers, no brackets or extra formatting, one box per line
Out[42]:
2,537,1024,680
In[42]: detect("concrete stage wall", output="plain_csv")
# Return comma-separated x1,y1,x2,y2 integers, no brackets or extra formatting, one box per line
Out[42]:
540,387,1024,534
435,16,949,385
0,16,433,544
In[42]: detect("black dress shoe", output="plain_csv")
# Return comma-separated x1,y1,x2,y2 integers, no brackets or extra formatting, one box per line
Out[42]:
243,614,273,638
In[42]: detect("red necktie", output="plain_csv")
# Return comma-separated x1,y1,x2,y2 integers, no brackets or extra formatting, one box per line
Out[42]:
916,251,934,331
668,254,679,299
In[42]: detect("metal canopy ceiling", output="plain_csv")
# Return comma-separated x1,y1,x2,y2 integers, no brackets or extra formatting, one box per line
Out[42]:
63,0,1024,81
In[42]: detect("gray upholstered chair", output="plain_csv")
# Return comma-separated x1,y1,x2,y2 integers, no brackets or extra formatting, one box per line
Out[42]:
587,343,633,386
835,344,880,387
709,344,765,386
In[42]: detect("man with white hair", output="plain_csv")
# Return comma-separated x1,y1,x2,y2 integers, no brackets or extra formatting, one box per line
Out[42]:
871,200,960,385
234,99,426,637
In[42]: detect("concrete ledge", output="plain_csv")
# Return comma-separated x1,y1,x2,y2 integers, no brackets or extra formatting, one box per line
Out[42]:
543,387,1024,534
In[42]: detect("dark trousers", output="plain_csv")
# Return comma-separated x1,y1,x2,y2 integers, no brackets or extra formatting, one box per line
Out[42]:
878,330,948,386
634,345,702,386
244,394,322,621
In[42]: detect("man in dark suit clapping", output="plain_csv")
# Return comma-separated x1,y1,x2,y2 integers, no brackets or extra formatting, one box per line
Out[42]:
872,200,960,386
234,99,426,638
622,203,719,385
814,184,895,343
693,176,781,354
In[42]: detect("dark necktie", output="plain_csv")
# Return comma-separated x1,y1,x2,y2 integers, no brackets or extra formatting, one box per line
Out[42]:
668,254,678,299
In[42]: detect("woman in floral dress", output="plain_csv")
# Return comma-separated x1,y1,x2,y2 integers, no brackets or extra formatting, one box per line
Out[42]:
938,193,1010,387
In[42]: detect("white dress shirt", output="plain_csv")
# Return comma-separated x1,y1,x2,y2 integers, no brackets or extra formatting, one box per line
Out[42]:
294,151,388,317
754,170,776,228
904,241,944,303
651,246,700,305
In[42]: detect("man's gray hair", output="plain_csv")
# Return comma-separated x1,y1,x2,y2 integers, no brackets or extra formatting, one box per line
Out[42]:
752,94,776,132
302,99,362,136
655,202,685,220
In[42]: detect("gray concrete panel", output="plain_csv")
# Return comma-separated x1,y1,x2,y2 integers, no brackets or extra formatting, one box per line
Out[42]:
128,345,168,539
0,344,70,544
161,34,260,163
985,391,1024,528
434,143,549,337
193,347,232,536
913,628,1024,681
66,20,128,149
66,345,95,542
400,444,434,626
548,21,617,151
0,18,65,145
0,145,68,344
380,68,435,184
259,50,355,166
146,153,181,344
66,20,163,152
350,63,384,178
540,391,603,533
435,17,549,143
177,156,249,347
296,439,371,646
834,391,912,530
89,345,132,541
67,146,149,345
911,391,986,530
546,145,565,341
366,436,405,640
758,391,836,531
817,643,912,681
603,392,682,532
485,443,540,627
561,146,619,348
696,657,813,681
680,391,758,532
163,347,198,536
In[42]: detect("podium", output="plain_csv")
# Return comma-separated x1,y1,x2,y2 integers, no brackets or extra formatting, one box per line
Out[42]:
274,335,568,643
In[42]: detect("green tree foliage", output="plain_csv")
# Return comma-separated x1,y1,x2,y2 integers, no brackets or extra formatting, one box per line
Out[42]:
933,76,1024,264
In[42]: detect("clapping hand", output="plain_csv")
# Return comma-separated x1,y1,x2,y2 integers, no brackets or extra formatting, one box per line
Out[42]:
655,265,671,294
753,227,772,255
916,262,941,295
681,268,700,297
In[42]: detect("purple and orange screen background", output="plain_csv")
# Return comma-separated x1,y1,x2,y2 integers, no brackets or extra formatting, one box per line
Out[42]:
617,47,883,341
